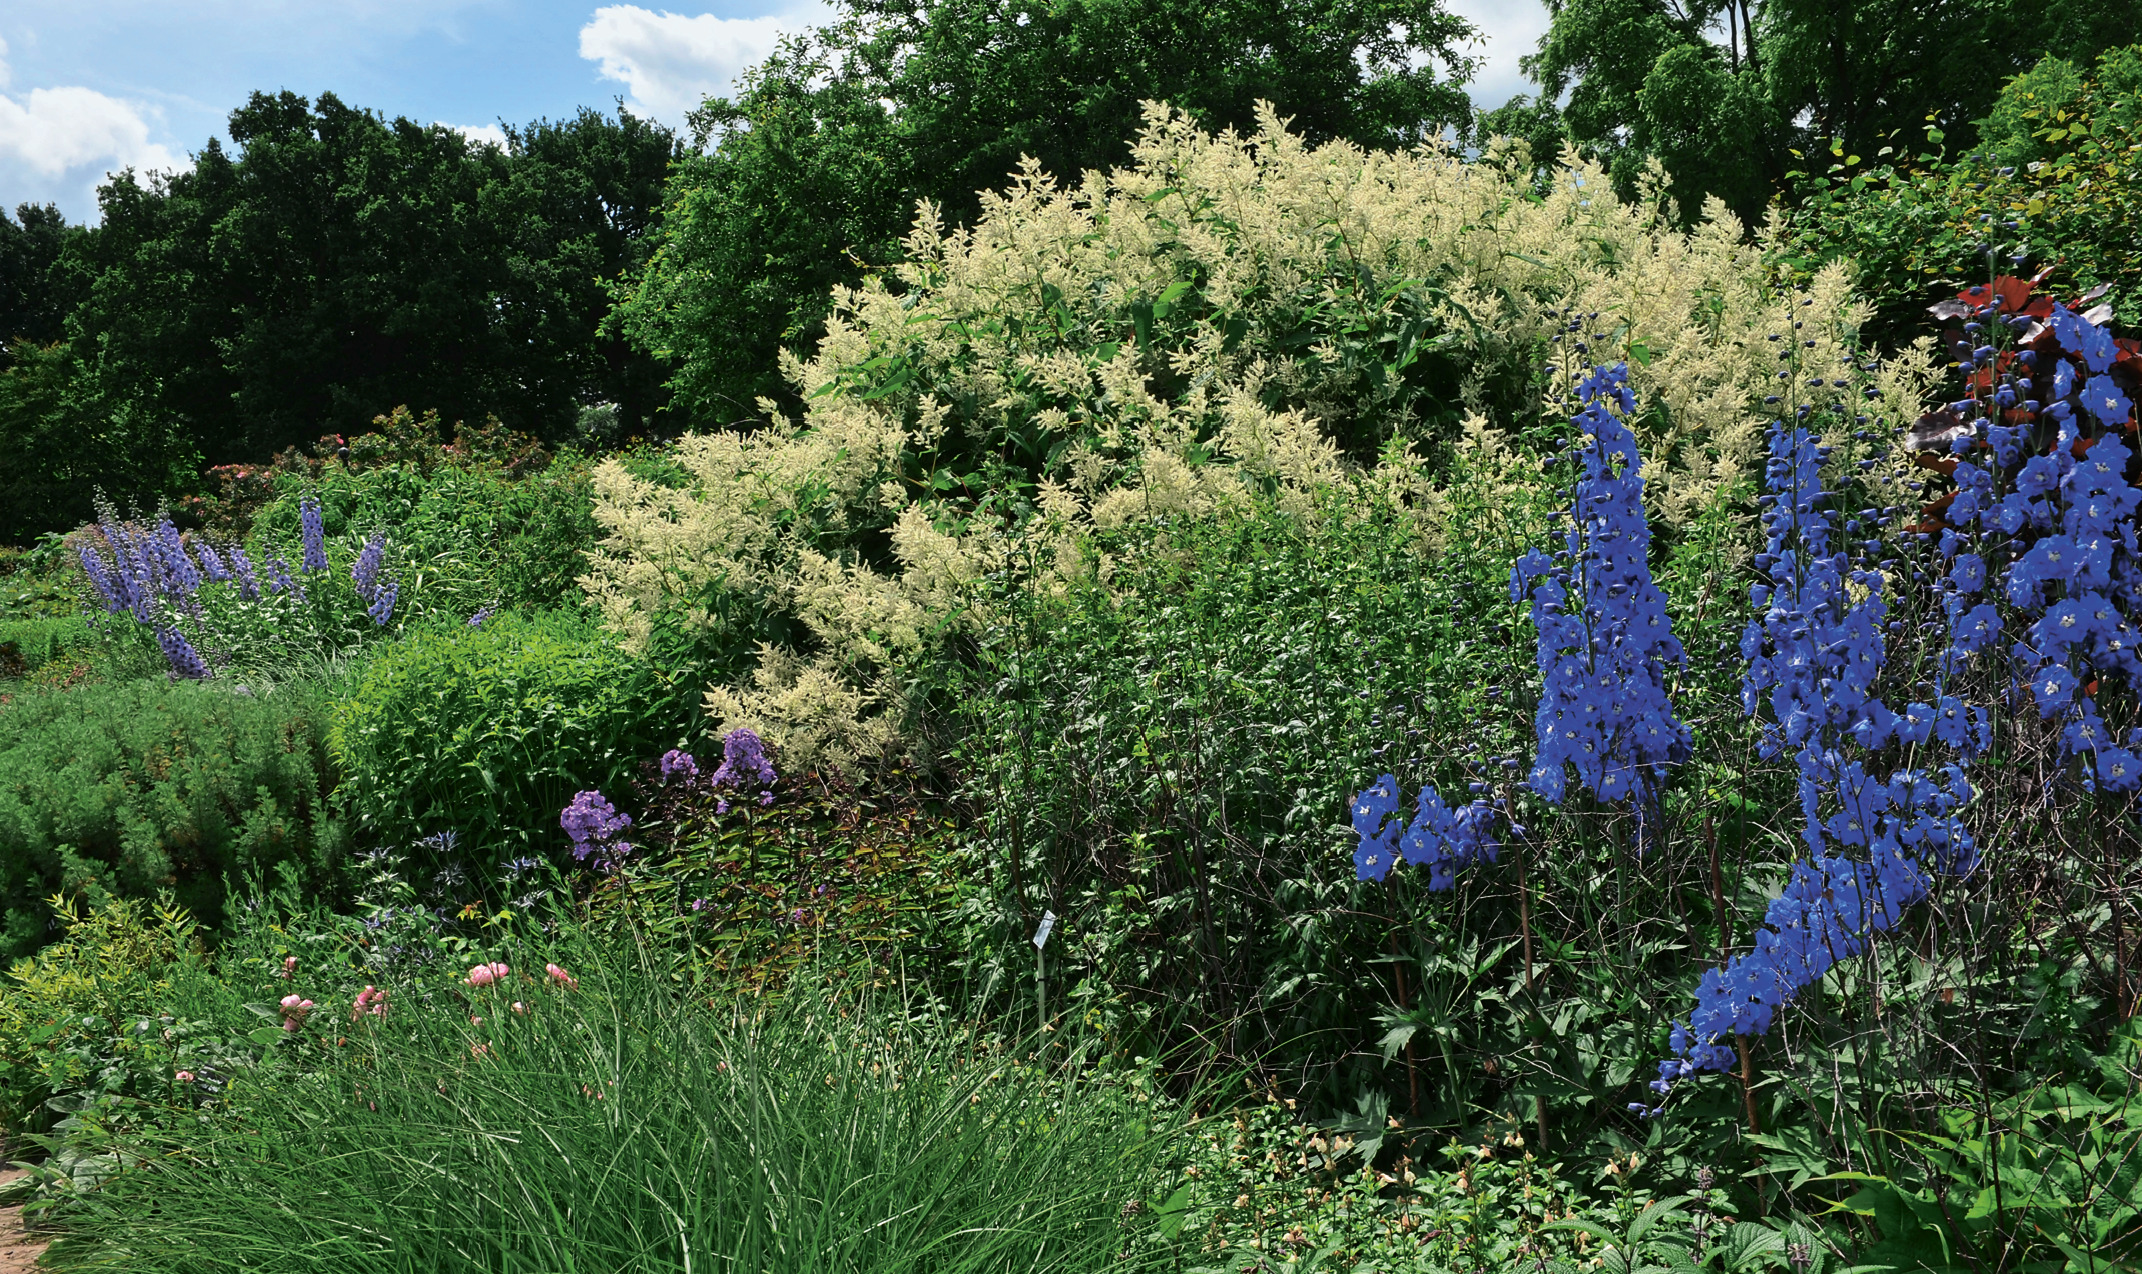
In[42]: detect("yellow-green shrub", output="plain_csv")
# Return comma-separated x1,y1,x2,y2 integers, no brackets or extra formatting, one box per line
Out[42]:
587,104,1934,766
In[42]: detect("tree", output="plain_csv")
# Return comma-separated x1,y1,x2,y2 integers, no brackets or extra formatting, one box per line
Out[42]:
614,0,1483,427
1501,0,2142,224
58,93,683,470
0,203,81,364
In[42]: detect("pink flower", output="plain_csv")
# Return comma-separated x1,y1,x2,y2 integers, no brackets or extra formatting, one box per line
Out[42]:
175,1070,195,1083
511,1001,527,1015
279,955,298,979
544,962,577,989
465,961,510,988
279,994,314,1031
351,985,388,1019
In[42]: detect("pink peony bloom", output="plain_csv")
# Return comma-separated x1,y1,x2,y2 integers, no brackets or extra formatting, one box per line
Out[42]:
465,961,510,988
544,962,578,989
279,993,314,1031
351,985,388,1019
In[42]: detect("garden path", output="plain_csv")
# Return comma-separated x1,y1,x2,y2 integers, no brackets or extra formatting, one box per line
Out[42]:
0,1170,46,1271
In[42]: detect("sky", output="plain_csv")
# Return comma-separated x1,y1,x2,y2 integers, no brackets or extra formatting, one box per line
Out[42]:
0,0,1551,225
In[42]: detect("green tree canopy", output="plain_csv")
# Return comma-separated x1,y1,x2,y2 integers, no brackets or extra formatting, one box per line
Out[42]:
613,0,1483,427
61,93,682,466
1496,0,2141,222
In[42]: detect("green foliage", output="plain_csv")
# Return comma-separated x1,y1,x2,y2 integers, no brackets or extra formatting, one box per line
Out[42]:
0,679,341,956
0,616,91,683
616,0,1485,424
326,611,684,864
589,766,968,994
0,895,238,1144
1823,1027,2142,1273
0,339,197,547
39,925,1183,1274
241,408,603,617
0,96,684,546
1511,0,2142,222
0,202,81,358
1778,44,2142,339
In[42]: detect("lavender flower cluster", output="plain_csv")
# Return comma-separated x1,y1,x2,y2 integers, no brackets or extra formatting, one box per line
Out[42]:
1510,362,1691,826
560,790,632,865
708,727,777,814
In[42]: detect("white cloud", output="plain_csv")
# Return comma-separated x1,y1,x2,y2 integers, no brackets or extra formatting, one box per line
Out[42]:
1445,0,1553,110
441,121,509,150
0,79,190,218
578,4,830,127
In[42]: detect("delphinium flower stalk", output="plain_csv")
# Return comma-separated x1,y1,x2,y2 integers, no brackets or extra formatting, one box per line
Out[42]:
351,531,386,603
1648,385,1984,1116
1509,361,1691,841
299,497,329,573
1350,776,1500,887
226,546,261,601
1930,286,2142,789
155,626,214,679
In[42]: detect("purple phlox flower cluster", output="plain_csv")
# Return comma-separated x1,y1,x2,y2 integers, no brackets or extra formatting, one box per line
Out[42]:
1937,299,2141,788
1349,774,1499,888
155,626,214,679
709,728,777,812
659,749,700,782
560,790,633,865
1510,363,1690,824
299,497,329,573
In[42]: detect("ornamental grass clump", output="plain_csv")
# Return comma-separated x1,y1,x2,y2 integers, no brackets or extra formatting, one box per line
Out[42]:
43,934,1181,1274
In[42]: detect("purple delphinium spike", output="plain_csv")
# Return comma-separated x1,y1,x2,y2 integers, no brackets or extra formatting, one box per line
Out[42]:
79,542,127,613
299,497,329,573
153,519,202,596
264,556,302,600
195,540,231,583
366,579,398,626
227,546,261,601
351,531,386,602
155,626,214,679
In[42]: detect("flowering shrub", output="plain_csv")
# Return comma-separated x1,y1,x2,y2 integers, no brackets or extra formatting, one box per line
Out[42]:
585,104,1929,767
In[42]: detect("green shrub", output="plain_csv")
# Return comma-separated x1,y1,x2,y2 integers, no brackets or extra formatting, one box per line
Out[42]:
327,610,685,864
1776,43,2142,343
41,927,1182,1274
0,895,240,1144
240,408,602,620
0,680,341,956
0,615,89,681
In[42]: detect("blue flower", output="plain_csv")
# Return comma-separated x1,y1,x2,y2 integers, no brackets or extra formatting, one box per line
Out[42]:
2084,374,2132,428
300,497,329,573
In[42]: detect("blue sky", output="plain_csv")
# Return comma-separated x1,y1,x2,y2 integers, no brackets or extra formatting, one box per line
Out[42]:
0,0,1548,224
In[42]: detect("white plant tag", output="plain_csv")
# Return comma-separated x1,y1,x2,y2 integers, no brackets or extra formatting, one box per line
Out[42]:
1032,910,1057,950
